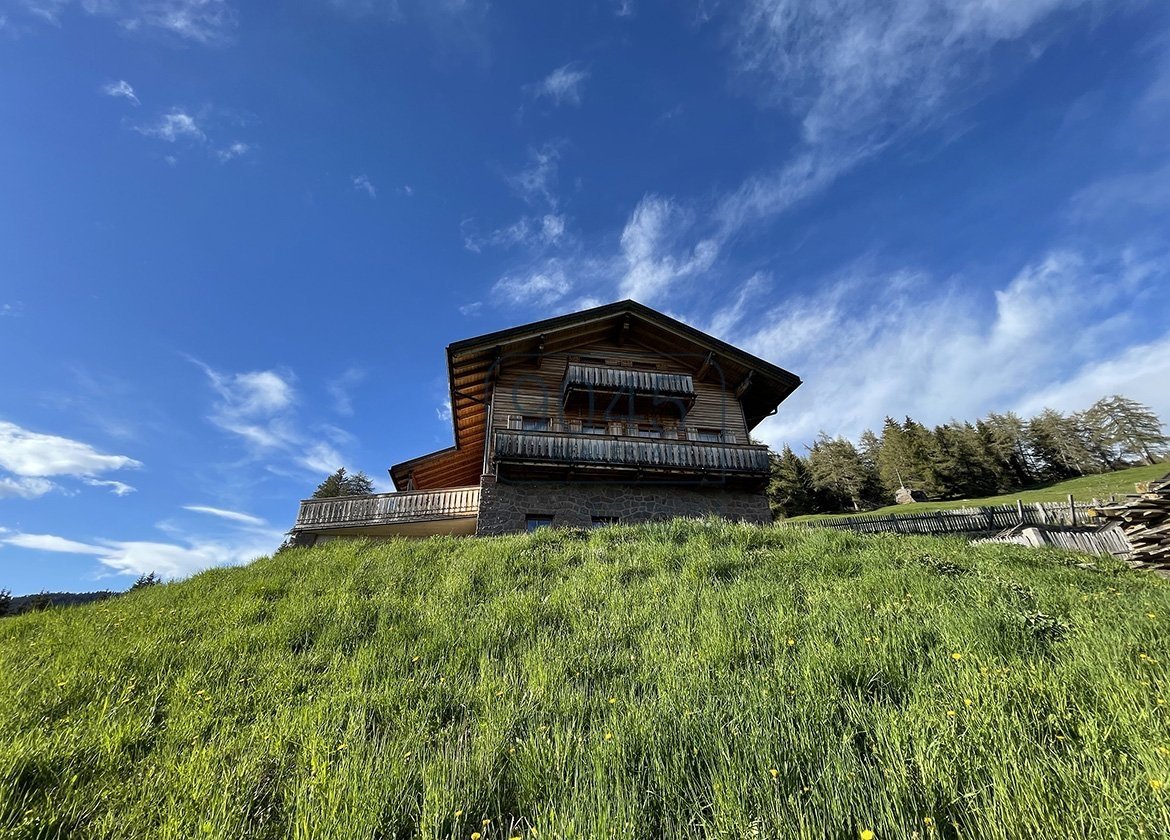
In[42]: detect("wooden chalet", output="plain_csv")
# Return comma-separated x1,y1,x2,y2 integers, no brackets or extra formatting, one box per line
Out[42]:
291,299,801,540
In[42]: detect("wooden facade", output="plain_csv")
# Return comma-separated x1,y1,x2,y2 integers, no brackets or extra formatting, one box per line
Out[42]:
292,300,800,539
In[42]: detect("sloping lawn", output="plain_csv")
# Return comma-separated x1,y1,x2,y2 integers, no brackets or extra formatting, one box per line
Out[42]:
2,521,1169,839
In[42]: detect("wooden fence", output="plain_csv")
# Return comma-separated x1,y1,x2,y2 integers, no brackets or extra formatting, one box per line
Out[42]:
975,525,1132,558
784,500,1102,537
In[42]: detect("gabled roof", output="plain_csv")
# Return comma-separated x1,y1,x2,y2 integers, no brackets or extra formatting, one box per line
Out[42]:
390,299,801,490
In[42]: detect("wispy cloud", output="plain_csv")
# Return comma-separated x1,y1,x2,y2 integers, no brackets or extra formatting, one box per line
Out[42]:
528,62,589,106
326,367,366,416
0,421,141,498
13,0,238,44
741,245,1170,450
102,79,139,105
507,143,562,207
192,359,349,476
0,525,279,580
464,213,567,252
492,261,572,307
134,108,205,143
215,141,251,162
82,478,136,496
619,195,718,303
353,174,377,198
182,504,267,527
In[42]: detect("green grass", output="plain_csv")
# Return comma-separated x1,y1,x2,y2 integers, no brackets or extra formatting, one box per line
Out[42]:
2,520,1170,839
788,463,1170,522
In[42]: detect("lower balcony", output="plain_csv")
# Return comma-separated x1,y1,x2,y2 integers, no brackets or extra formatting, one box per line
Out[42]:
293,486,480,538
492,429,770,484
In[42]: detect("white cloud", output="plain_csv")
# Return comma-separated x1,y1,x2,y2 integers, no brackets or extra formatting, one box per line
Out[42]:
508,144,561,207
0,476,56,499
0,420,142,479
326,367,366,416
459,301,484,316
353,174,377,198
16,0,238,43
399,184,414,196
0,532,107,554
529,62,589,106
464,212,567,252
613,0,634,17
194,360,346,475
734,0,1094,147
492,262,572,307
1,302,24,317
215,141,251,161
436,398,452,422
135,108,204,143
102,79,139,105
619,195,718,303
82,477,136,496
743,246,1170,451
0,528,278,580
182,504,267,526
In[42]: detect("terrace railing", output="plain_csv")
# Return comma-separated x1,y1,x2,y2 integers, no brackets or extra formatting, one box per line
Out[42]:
493,429,770,476
294,486,480,531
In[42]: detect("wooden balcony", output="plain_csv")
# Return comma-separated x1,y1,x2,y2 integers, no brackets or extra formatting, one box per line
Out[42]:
293,486,480,537
493,429,770,483
562,363,696,412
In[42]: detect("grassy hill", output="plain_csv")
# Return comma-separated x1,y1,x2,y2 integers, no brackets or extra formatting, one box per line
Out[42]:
789,463,1170,522
2,521,1169,839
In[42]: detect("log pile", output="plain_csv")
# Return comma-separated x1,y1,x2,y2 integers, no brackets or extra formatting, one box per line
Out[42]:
1089,473,1170,567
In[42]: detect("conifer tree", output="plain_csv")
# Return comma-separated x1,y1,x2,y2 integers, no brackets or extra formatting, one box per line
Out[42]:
767,445,817,518
312,468,375,498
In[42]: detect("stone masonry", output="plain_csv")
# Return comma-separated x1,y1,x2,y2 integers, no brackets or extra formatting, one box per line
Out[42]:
475,475,772,536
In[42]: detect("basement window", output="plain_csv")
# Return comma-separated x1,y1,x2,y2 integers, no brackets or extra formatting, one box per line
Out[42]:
526,515,554,532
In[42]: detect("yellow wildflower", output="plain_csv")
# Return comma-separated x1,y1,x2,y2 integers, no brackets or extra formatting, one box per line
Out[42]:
471,834,481,840
951,652,962,661
860,830,876,840
769,768,779,779
946,710,956,718
1156,746,1170,758
455,810,463,818
411,656,420,663
483,819,491,827
787,638,796,647
924,817,935,828
1150,779,1163,791
1148,612,1157,619
963,698,973,707
604,732,613,741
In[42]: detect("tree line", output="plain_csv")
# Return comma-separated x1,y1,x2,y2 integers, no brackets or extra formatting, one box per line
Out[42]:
768,394,1169,518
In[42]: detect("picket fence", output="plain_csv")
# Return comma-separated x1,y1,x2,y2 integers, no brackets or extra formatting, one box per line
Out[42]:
784,500,1101,537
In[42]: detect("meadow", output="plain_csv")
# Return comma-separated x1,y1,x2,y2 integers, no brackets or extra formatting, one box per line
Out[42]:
1,521,1169,839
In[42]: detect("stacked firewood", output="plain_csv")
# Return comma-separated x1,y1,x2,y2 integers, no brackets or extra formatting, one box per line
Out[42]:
1089,473,1170,566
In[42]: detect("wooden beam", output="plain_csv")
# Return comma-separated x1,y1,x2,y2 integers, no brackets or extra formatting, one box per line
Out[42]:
536,334,545,369
735,370,754,399
696,351,715,381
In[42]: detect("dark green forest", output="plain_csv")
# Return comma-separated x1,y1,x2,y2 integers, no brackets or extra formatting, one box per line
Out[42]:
768,394,1169,517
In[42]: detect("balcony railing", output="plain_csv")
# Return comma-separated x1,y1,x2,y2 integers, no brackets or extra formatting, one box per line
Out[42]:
294,486,480,531
562,364,695,412
493,429,769,476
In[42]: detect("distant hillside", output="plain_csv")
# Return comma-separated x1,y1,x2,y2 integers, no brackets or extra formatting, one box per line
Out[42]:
2,522,1168,838
4,590,118,616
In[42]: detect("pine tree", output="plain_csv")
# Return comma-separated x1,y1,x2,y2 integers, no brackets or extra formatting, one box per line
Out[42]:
767,445,817,518
312,468,376,498
875,417,933,499
807,433,872,512
1086,395,1169,465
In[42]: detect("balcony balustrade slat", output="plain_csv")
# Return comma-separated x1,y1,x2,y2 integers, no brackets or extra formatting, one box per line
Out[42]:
295,486,480,531
494,429,769,474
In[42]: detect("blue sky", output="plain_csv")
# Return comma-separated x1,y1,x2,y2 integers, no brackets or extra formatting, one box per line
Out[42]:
2,0,1170,594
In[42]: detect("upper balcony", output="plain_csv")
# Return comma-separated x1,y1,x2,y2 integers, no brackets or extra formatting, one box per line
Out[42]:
293,486,480,538
492,428,769,484
561,363,696,414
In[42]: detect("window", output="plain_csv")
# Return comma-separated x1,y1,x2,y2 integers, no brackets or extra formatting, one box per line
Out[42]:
695,428,722,443
591,516,619,528
637,424,662,438
526,515,554,532
580,421,607,435
521,416,551,432
631,361,658,371
578,356,607,366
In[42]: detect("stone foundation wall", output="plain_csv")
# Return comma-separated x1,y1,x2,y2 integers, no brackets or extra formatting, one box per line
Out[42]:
475,476,772,536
